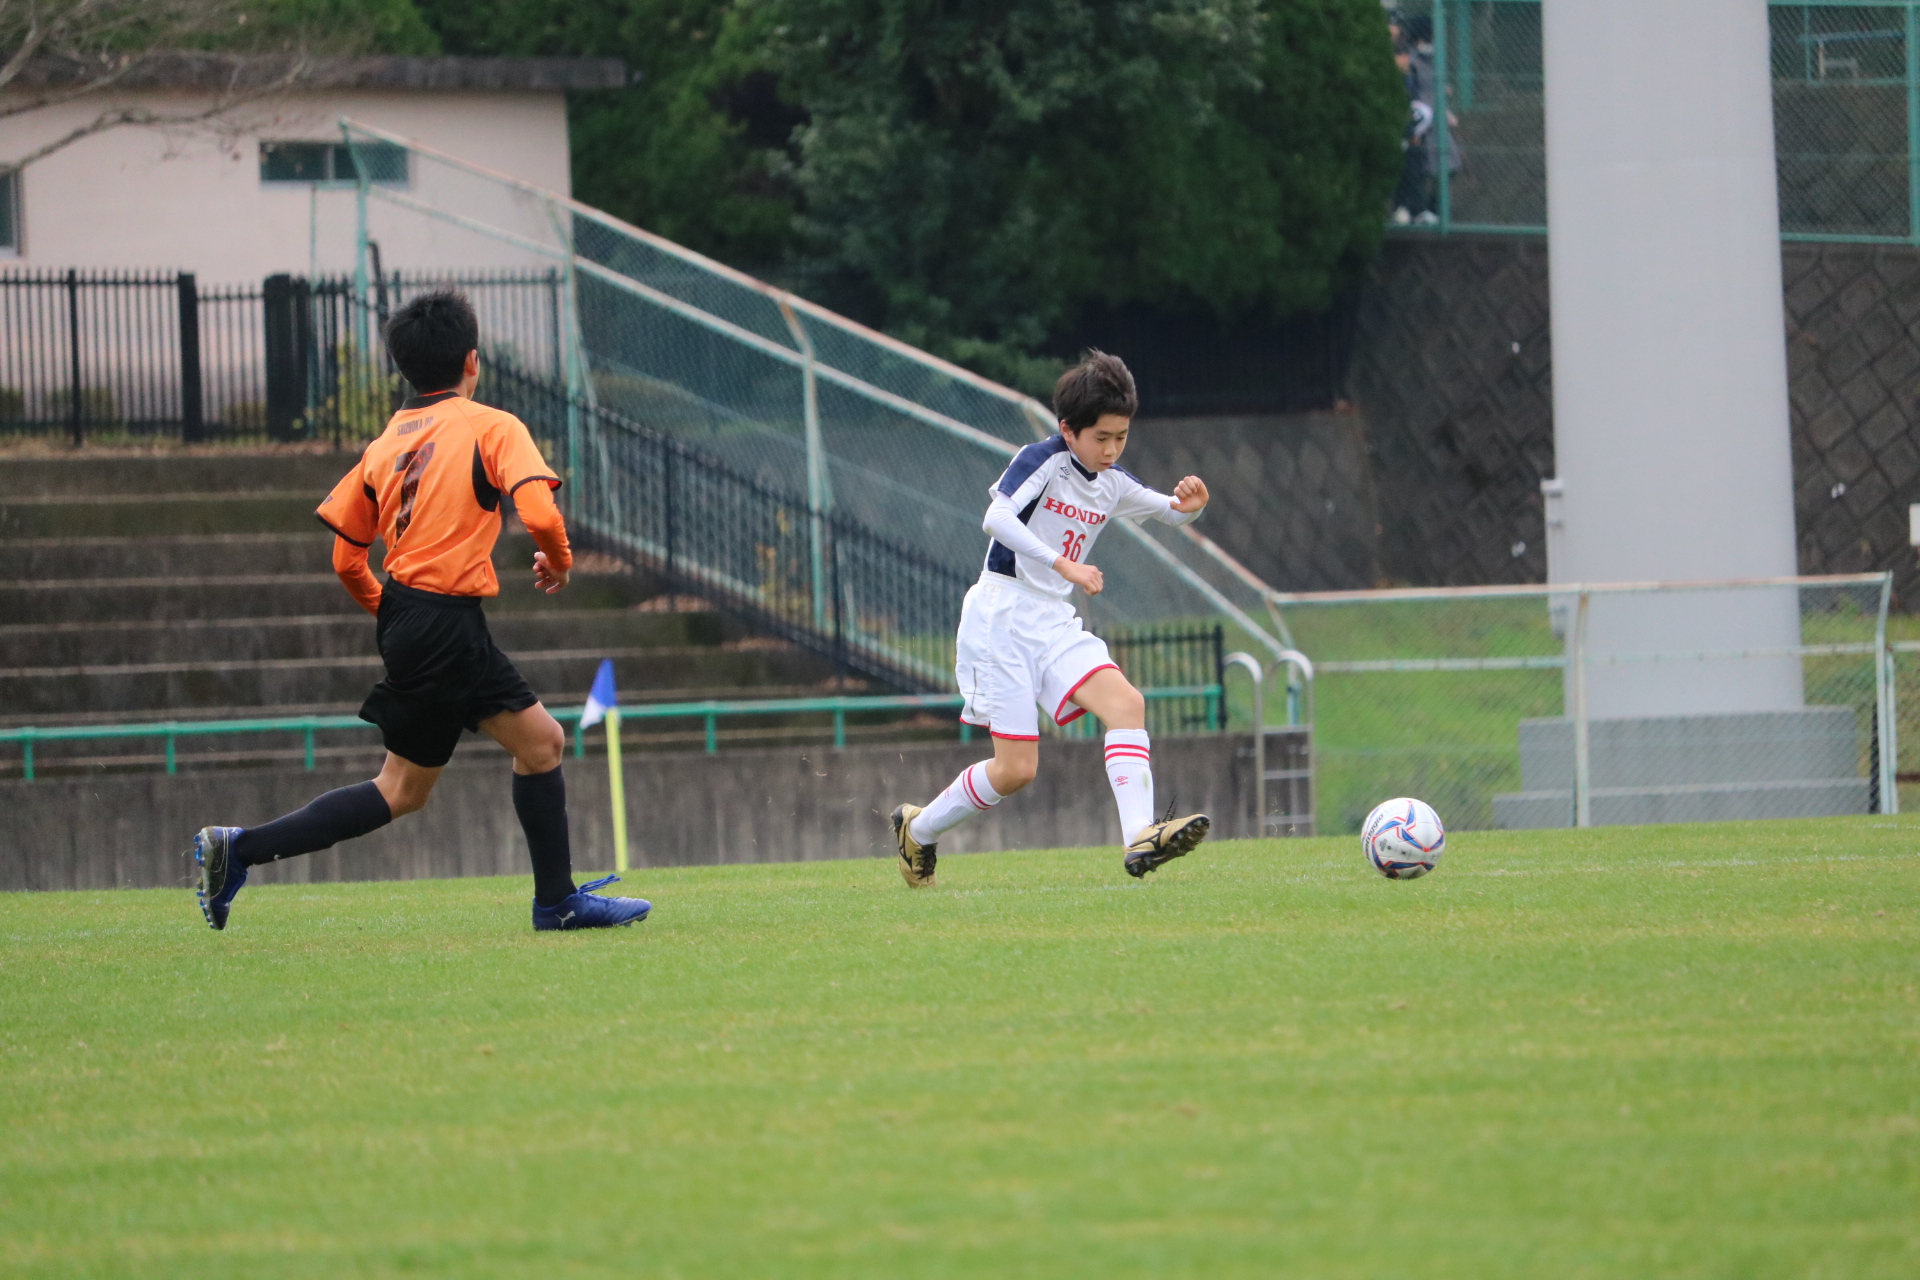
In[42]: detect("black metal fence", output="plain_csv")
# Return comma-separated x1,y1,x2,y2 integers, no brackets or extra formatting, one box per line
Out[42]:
485,361,1226,712
0,269,568,445
0,266,1231,713
1106,626,1227,736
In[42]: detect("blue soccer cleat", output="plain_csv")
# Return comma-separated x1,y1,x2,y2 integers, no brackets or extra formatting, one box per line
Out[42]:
532,874,652,931
191,826,248,930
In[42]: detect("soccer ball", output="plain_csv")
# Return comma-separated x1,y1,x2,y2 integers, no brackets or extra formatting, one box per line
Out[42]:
1362,797,1445,880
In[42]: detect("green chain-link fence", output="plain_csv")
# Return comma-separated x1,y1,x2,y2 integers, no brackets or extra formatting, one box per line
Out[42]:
1389,0,1920,242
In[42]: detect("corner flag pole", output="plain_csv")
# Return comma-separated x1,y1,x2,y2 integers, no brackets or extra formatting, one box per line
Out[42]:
582,658,628,874
605,707,629,874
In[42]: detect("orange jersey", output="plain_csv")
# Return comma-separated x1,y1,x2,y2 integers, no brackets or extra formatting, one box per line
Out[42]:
317,392,569,609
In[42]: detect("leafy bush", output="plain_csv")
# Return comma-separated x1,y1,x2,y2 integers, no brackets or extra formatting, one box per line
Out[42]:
222,400,269,434
45,386,120,426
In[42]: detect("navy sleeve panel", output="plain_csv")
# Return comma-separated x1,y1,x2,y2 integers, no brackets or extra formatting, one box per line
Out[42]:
994,436,1067,497
985,492,1048,578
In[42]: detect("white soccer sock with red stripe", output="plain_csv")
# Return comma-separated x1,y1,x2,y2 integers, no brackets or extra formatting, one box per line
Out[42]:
1104,729,1155,844
909,761,1003,844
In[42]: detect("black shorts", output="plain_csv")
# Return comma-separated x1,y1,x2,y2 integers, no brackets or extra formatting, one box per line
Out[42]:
358,578,539,768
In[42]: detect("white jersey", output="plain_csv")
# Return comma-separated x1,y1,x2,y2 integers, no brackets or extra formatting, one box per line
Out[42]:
982,435,1196,599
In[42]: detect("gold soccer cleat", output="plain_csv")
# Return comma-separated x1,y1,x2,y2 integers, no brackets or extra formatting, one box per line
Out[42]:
891,803,938,888
1123,813,1211,879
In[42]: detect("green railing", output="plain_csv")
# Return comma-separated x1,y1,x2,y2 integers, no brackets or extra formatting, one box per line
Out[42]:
0,687,1225,781
1393,0,1920,242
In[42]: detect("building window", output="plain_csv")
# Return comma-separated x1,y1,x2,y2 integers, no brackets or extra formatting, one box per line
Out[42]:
0,169,18,254
260,141,407,186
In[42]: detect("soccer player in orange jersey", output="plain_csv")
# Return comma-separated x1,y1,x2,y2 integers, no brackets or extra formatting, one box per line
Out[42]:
187,291,651,932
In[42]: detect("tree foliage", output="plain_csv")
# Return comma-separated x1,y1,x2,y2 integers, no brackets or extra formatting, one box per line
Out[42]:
411,0,795,265
760,0,1402,382
0,0,439,172
412,0,1403,388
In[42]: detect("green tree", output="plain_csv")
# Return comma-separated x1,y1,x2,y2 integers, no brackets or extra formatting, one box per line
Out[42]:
411,0,794,267
759,0,1403,386
408,0,1402,391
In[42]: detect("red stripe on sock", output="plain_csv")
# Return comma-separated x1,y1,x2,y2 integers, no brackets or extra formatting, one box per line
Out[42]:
961,768,990,810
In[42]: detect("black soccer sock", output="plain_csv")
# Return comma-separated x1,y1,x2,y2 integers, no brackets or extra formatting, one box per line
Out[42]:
233,781,393,866
512,766,578,907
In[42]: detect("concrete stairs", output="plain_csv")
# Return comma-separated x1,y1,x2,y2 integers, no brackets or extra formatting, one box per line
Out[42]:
0,453,925,778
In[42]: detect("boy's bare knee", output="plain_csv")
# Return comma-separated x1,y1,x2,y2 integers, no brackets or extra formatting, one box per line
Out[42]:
992,758,1038,794
515,725,565,775
388,789,430,818
378,778,433,817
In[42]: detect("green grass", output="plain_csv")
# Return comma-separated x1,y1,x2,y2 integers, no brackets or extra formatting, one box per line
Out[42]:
4,821,1919,1278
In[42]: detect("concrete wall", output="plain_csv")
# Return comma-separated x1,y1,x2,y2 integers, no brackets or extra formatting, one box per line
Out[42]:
1,735,1268,893
1,89,571,279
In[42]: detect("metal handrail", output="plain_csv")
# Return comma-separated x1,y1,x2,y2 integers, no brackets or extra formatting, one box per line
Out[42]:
1264,572,1894,607
0,686,1224,781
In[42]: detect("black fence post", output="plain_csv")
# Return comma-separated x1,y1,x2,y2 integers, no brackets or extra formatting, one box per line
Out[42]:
829,525,847,681
176,273,204,443
263,274,311,442
546,267,563,385
64,268,82,447
663,440,677,584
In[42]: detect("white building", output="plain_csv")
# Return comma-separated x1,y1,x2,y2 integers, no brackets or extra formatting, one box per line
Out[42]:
0,56,626,282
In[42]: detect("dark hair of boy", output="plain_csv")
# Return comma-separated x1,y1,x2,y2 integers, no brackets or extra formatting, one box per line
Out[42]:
384,290,479,394
1054,350,1139,432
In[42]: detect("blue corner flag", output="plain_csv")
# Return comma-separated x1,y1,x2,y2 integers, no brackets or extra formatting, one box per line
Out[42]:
580,658,618,730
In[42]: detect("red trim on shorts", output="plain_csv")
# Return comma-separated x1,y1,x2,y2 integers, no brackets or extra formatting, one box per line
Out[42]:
990,730,1041,741
960,714,991,727
1054,663,1121,726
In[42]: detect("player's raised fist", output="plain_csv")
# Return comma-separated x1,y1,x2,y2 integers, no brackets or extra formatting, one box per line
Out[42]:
1171,475,1209,513
1057,559,1105,596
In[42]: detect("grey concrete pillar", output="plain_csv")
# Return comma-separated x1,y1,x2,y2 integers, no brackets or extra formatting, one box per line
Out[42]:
1543,0,1802,717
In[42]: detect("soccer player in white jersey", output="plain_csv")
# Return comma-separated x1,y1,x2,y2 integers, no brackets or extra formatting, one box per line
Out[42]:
890,351,1213,886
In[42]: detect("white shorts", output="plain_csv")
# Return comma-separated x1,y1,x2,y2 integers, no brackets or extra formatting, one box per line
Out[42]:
955,575,1118,740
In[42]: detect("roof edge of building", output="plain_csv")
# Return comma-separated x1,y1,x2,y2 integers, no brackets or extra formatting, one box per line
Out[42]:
7,53,631,94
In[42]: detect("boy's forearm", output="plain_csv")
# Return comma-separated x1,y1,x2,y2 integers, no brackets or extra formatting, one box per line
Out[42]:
331,538,383,616
983,496,1059,571
513,482,573,574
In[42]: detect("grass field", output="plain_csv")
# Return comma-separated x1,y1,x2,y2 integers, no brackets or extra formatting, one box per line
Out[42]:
4,820,1918,1278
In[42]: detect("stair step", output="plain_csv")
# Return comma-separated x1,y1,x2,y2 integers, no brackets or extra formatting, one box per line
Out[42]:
0,645,840,716
0,492,326,538
6,533,334,580
0,569,662,622
0,453,352,498
0,609,741,667
0,528,578,583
